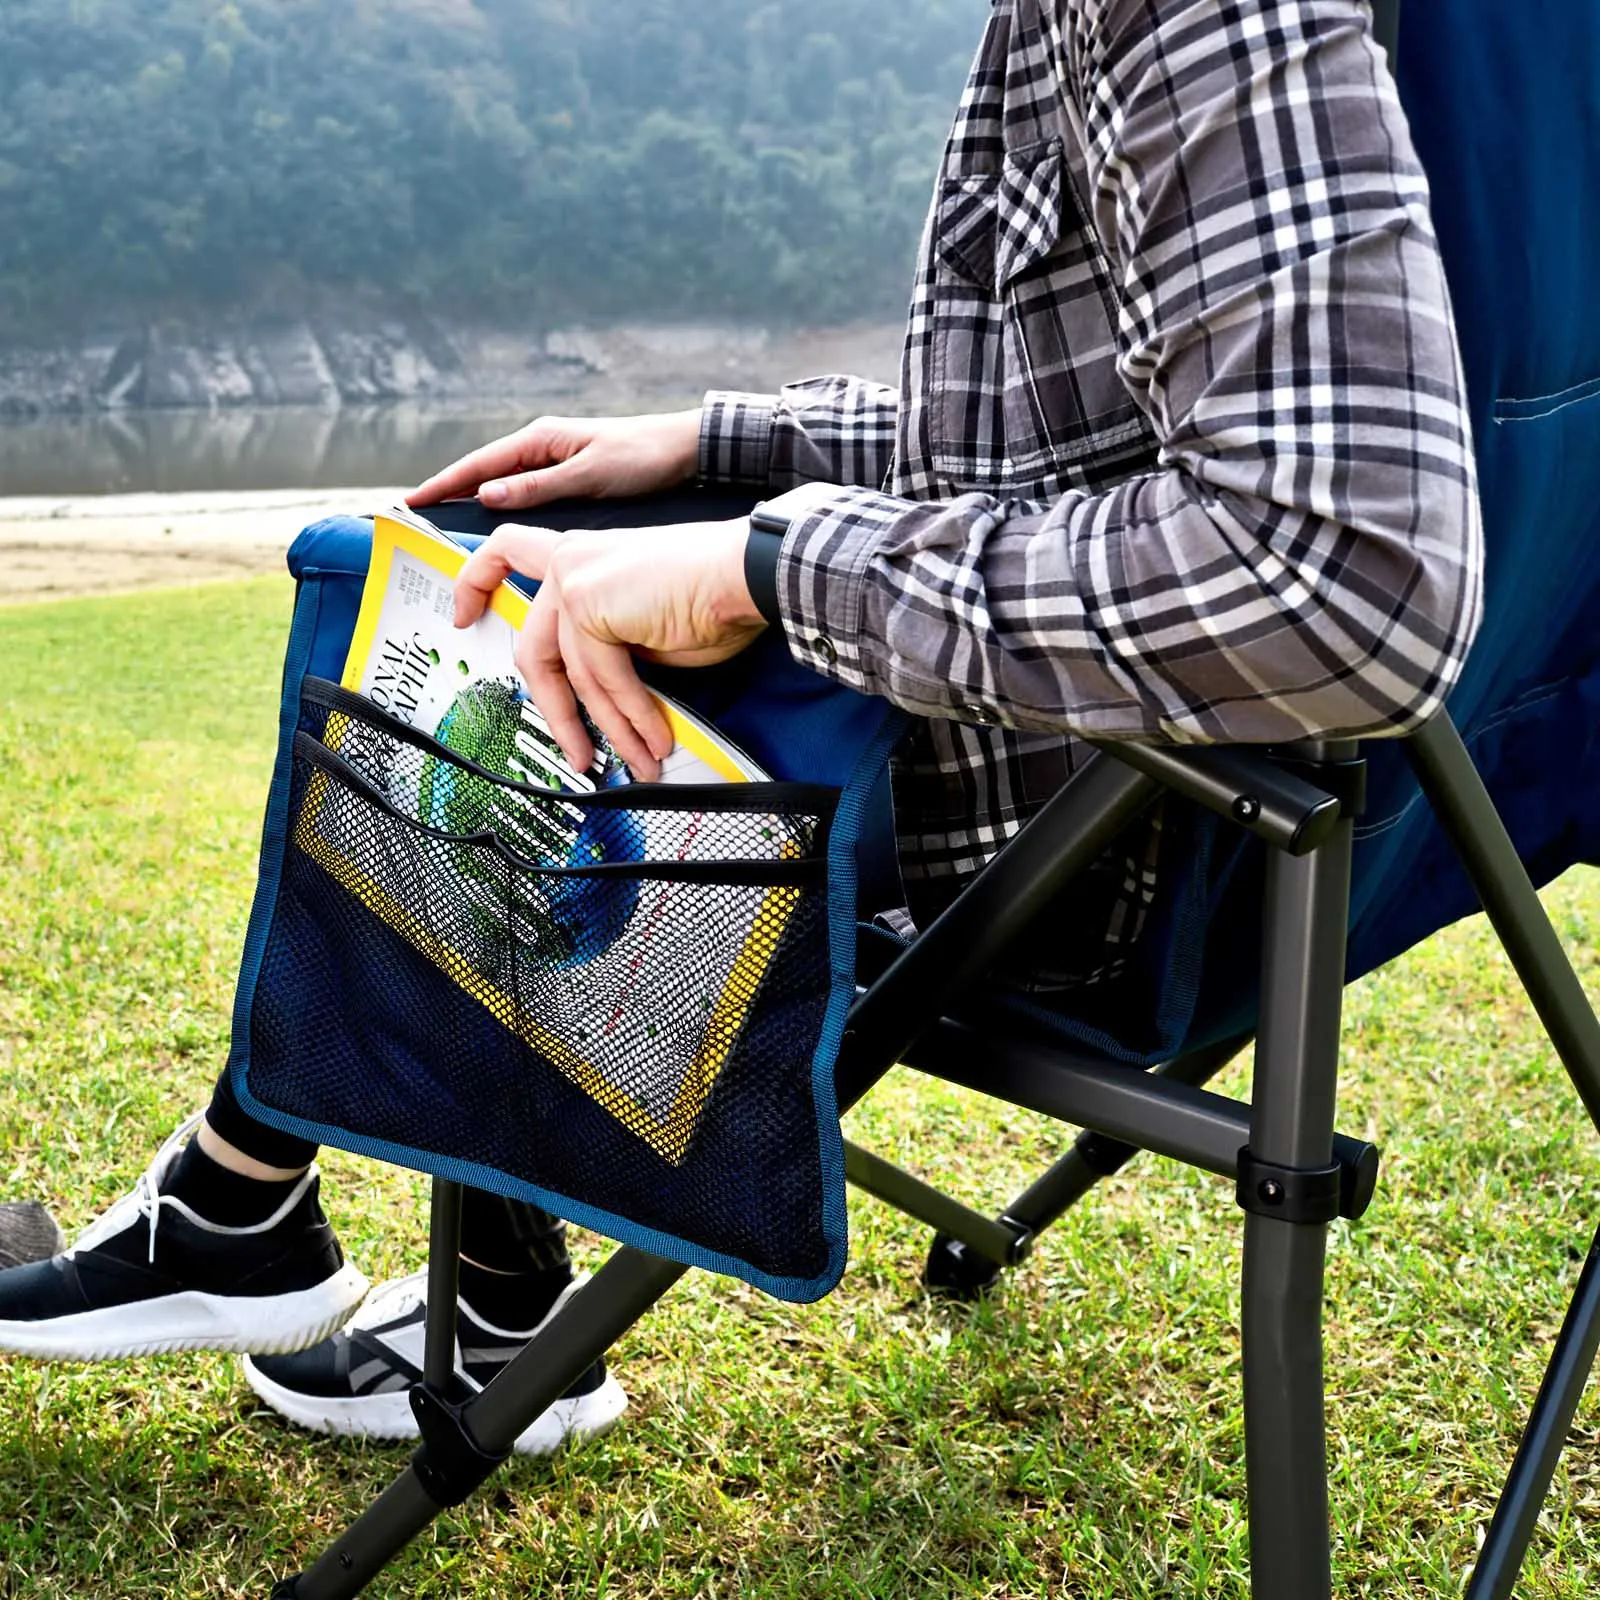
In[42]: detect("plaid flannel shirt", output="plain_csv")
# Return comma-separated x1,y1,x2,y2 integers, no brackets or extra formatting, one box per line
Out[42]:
700,0,1482,984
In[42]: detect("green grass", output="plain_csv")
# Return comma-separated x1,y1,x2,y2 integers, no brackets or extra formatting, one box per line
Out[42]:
2,577,1599,1598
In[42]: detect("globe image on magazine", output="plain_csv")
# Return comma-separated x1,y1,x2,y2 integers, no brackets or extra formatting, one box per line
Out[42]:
417,677,644,968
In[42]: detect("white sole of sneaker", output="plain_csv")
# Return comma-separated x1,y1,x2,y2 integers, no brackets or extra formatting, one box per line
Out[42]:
0,1263,371,1361
240,1357,629,1456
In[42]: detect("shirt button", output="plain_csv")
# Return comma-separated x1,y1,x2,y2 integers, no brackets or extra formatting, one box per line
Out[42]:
812,635,838,666
959,703,994,725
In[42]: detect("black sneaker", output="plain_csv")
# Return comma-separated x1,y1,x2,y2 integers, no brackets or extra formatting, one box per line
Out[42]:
0,1203,64,1270
0,1116,369,1361
242,1269,627,1454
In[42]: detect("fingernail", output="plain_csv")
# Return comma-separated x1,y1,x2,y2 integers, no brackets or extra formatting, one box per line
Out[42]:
480,481,508,507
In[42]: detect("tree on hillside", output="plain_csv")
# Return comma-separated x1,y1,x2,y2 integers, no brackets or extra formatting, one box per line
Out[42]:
0,0,979,333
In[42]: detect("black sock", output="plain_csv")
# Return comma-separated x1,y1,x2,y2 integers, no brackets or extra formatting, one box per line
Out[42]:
161,1138,307,1229
205,1068,320,1171
459,1188,570,1274
457,1256,571,1332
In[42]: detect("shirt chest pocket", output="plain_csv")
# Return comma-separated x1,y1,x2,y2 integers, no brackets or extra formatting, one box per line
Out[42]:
929,141,1150,493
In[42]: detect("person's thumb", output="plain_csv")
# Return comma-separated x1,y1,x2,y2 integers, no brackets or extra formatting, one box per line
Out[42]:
477,455,592,511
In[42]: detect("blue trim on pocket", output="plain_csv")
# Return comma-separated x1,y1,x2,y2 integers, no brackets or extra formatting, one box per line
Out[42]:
806,707,911,1292
227,1090,844,1303
226,578,323,1097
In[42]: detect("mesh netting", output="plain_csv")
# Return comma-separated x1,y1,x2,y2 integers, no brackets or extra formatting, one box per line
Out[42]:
244,682,844,1289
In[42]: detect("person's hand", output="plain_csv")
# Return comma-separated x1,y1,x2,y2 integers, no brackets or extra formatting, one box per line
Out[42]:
408,409,703,512
453,518,766,781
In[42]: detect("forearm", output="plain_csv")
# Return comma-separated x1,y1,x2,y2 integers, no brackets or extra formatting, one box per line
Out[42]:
767,445,1476,743
700,375,900,492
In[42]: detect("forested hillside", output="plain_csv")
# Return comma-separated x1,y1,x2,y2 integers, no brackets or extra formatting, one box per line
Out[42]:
0,0,980,335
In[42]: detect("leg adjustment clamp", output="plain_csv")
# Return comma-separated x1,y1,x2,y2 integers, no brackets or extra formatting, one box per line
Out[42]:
1268,752,1369,820
998,1214,1036,1265
1236,1148,1344,1225
410,1383,511,1509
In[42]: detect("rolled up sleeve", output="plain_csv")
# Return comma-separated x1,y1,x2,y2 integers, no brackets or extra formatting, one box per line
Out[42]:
700,375,900,493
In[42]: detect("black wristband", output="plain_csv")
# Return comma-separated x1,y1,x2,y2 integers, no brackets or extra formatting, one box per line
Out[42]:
744,507,787,628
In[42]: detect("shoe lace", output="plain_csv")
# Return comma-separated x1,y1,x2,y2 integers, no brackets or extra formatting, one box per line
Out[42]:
65,1111,207,1266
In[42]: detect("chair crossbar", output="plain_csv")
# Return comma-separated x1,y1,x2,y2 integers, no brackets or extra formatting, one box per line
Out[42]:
1090,735,1345,854
992,1035,1251,1243
843,1141,1032,1268
896,1011,1380,1218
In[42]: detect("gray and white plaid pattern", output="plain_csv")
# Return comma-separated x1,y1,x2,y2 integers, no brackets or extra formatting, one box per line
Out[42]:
700,0,1482,981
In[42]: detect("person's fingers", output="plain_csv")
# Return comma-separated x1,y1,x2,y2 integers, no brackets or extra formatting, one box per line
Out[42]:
453,524,560,627
407,429,545,508
573,619,675,767
515,588,594,777
475,454,596,512
557,613,666,782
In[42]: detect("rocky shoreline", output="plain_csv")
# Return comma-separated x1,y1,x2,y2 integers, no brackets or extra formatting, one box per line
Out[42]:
0,318,903,419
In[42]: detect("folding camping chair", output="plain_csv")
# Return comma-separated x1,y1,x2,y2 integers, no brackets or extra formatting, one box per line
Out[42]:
245,1,1600,1593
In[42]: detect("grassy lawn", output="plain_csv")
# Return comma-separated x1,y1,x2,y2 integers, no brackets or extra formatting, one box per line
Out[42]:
2,577,1598,1598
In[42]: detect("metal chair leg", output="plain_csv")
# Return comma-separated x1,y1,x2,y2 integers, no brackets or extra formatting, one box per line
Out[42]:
1406,716,1600,1131
1466,1223,1600,1599
1409,714,1600,1587
423,1180,464,1392
1239,759,1354,1600
274,1246,686,1600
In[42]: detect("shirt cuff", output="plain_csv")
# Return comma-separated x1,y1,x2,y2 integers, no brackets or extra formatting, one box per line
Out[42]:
698,390,778,487
759,482,904,694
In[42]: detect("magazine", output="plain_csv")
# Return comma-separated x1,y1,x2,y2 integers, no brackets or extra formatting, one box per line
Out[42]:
293,506,803,1164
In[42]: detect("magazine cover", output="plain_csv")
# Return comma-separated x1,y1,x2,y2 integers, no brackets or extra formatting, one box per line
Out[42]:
293,507,804,1164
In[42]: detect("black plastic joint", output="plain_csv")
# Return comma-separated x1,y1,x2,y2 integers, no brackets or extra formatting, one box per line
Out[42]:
409,1384,512,1509
1077,1131,1137,1178
1235,1147,1344,1224
998,1215,1036,1265
1269,752,1369,819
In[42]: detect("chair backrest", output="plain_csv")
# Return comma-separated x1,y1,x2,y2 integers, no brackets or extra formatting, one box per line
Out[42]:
1346,0,1600,977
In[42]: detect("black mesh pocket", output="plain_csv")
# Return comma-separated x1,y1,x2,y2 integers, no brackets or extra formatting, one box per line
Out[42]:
245,680,845,1287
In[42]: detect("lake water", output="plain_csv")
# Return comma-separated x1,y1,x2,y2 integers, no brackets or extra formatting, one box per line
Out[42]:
0,401,628,499
0,323,907,500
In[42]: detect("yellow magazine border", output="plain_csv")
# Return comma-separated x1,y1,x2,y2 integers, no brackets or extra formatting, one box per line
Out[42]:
341,515,752,781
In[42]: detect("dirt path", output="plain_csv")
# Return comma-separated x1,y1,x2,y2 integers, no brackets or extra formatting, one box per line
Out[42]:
0,489,401,603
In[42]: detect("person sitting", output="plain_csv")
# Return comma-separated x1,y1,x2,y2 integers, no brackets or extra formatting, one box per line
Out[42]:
0,0,1479,1455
